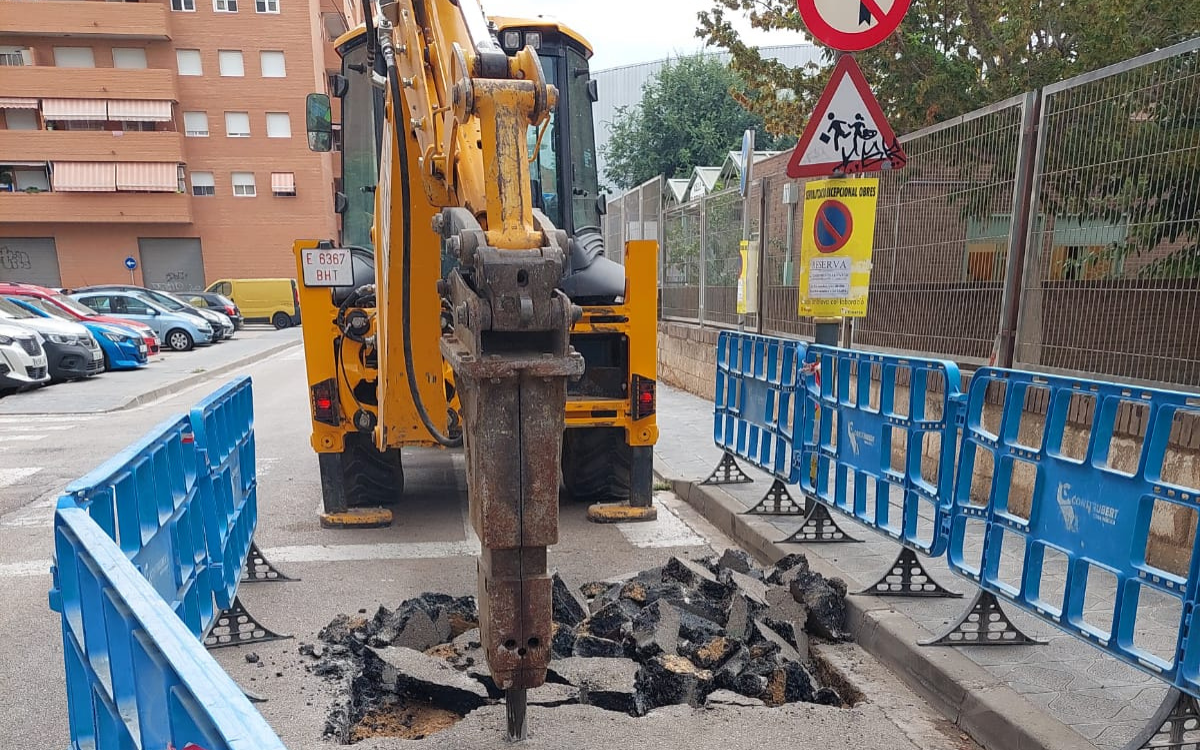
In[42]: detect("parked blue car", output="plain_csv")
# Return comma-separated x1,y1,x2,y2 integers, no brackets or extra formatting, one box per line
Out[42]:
7,296,148,370
71,291,213,352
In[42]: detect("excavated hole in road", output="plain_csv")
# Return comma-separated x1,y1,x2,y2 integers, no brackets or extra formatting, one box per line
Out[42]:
305,551,859,744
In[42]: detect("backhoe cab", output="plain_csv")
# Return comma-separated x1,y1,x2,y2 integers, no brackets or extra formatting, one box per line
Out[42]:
294,17,658,528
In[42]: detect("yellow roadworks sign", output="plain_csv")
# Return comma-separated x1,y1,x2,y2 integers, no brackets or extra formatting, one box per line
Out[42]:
799,177,879,318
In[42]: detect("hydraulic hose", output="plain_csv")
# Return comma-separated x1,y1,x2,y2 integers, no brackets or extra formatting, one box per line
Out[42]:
380,26,463,448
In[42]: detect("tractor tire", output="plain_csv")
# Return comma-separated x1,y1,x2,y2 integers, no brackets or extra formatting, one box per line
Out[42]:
339,432,404,508
561,427,631,504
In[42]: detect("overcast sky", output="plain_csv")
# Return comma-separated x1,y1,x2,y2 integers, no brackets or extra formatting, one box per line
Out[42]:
484,1,811,70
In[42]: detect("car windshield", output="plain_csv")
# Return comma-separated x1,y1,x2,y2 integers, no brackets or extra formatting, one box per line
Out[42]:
10,297,65,320
141,291,186,311
0,298,37,319
52,295,100,318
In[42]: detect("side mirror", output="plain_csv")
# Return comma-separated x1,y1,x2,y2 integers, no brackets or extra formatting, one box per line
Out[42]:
596,195,607,216
306,93,334,153
587,78,599,103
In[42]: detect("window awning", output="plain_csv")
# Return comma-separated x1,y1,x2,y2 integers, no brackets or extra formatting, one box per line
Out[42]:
116,162,178,192
271,172,296,191
41,99,108,121
0,98,38,110
107,100,173,122
52,162,116,192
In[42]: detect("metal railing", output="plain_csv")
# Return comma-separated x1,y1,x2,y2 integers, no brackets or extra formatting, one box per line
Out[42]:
631,37,1200,390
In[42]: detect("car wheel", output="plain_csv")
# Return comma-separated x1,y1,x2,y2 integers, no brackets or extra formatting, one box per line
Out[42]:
166,329,194,352
272,312,292,330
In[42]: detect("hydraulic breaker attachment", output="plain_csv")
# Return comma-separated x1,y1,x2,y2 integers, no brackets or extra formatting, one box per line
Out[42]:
437,208,584,738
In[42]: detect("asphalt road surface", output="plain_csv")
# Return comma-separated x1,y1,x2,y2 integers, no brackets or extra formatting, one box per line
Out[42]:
0,344,977,750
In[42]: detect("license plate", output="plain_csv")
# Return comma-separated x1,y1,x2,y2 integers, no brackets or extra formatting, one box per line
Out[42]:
32,355,47,369
139,344,148,353
91,349,104,361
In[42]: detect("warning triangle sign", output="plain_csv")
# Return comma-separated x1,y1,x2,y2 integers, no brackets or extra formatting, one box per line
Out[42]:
787,56,907,179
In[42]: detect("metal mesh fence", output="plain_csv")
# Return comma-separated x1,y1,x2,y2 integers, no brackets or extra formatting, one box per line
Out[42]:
854,95,1031,363
662,201,701,319
1015,38,1200,387
702,188,746,326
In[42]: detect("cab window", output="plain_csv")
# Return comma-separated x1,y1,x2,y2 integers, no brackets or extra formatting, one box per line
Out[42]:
120,297,152,315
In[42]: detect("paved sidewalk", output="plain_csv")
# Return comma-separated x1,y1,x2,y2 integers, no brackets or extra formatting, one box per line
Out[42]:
0,326,301,415
653,383,1170,750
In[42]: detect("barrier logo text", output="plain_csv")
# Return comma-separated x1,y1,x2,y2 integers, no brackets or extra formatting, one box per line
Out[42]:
1056,482,1118,532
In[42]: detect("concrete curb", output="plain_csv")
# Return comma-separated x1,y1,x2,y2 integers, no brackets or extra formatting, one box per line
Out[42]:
664,475,1096,750
112,338,303,412
1,338,302,416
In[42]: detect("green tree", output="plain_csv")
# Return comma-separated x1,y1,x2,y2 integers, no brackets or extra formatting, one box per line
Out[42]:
601,55,794,190
697,0,1200,135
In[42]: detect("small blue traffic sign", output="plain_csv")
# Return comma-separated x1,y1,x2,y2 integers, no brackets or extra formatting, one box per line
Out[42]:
125,256,137,271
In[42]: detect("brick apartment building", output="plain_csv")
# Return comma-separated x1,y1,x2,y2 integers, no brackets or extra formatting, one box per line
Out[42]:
0,0,349,291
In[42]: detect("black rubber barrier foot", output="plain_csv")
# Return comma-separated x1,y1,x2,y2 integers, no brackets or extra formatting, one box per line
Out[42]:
745,479,807,516
921,590,1046,647
204,596,292,649
1122,689,1200,750
241,541,298,583
780,502,863,544
859,547,964,598
702,452,754,486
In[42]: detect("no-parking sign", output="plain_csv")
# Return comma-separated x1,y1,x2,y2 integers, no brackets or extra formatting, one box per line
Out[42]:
797,0,911,52
799,178,879,318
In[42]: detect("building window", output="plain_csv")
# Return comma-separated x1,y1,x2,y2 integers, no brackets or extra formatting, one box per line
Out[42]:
271,172,296,197
0,46,33,67
232,172,256,197
218,50,245,77
265,112,291,139
171,0,196,10
214,0,238,11
224,111,251,137
3,109,38,131
183,111,209,137
965,243,1007,282
191,171,215,197
260,50,286,78
256,0,279,12
112,48,148,69
53,47,96,68
176,49,202,76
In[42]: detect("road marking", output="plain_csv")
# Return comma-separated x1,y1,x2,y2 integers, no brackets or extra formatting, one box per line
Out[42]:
0,467,41,488
0,434,49,443
0,560,51,579
0,424,74,433
0,415,97,424
263,539,482,564
615,496,707,548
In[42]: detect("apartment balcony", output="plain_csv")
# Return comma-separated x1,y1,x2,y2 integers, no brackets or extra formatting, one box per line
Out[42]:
0,131,184,163
3,66,177,101
0,0,170,40
0,191,192,224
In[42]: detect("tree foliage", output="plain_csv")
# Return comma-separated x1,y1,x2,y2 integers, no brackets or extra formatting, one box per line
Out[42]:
601,55,795,190
697,0,1200,135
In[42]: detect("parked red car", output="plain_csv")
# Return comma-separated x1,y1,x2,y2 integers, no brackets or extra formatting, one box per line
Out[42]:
0,283,161,355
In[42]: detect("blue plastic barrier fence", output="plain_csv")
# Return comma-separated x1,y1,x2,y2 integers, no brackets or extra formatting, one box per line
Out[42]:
50,505,287,750
947,368,1200,694
797,346,965,556
190,376,257,611
714,331,806,482
56,415,214,638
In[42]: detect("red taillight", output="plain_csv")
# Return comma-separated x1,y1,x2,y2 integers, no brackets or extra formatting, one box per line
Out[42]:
632,375,656,421
312,379,339,426
225,306,237,316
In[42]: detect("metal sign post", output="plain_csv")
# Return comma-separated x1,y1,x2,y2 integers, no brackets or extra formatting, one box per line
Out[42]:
125,256,137,284
737,129,756,331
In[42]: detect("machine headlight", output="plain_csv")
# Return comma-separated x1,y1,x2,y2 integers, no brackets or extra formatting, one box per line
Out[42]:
103,331,132,344
0,335,13,346
47,333,81,345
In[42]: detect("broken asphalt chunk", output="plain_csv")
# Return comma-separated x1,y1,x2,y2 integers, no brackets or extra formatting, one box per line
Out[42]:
548,656,639,714
552,572,588,627
366,647,489,712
